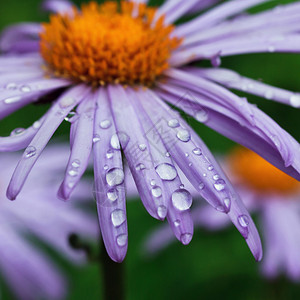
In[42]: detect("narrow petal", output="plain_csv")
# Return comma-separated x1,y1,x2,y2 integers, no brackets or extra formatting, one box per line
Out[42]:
162,68,300,179
174,0,270,37
0,115,46,152
42,0,73,14
6,85,87,200
93,88,128,263
58,90,96,200
186,67,300,108
140,88,262,260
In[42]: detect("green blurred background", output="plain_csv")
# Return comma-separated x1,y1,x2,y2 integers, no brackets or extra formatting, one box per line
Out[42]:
0,0,300,299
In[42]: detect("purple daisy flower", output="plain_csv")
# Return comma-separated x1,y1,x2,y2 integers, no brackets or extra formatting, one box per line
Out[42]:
145,147,300,281
1,0,300,262
0,145,98,300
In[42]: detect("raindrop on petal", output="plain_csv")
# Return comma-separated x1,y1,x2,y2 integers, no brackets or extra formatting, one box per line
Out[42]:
24,146,36,158
117,234,128,247
214,179,226,191
155,163,177,181
111,209,126,227
238,215,249,228
172,189,192,211
106,168,125,187
176,129,191,142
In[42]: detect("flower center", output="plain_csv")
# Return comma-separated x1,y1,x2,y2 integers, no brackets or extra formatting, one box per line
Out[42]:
229,147,300,195
40,1,181,86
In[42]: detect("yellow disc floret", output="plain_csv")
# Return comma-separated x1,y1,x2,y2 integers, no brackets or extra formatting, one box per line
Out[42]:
40,1,181,86
229,147,300,195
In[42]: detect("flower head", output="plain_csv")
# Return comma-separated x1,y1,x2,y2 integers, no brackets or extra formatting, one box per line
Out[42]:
1,0,300,262
0,146,98,300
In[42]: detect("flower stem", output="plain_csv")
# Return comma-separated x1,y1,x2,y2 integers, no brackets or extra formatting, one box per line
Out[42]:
100,240,125,300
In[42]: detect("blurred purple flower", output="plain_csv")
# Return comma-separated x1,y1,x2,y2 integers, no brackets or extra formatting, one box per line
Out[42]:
145,147,300,281
0,146,98,300
0,0,300,262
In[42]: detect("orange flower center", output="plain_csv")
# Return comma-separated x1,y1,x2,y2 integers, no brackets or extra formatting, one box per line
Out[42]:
39,1,181,86
229,147,300,195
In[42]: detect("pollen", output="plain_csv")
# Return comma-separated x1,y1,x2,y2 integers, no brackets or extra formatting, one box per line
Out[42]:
39,1,182,86
229,147,300,195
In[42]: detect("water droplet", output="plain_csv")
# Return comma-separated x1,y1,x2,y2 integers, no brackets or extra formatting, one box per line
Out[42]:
224,198,231,210
192,148,202,156
65,112,77,123
106,168,125,187
106,149,114,159
180,233,192,245
24,146,36,158
179,184,184,189
157,205,167,219
4,96,21,104
174,220,180,227
107,188,118,202
185,152,189,157
214,179,226,191
111,209,126,227
207,165,214,171
32,121,41,129
168,119,180,128
10,128,25,136
264,90,273,99
155,163,177,181
172,189,192,211
165,152,171,157
216,206,226,213
138,144,147,151
290,94,300,108
68,169,78,177
20,85,31,93
150,180,156,186
103,165,109,170
110,134,120,150
117,234,127,247
71,160,80,168
151,186,162,198
136,163,146,171
238,215,249,228
5,83,17,90
60,96,75,108
203,173,207,177
198,183,205,190
117,132,130,149
213,174,220,181
100,119,112,129
188,162,193,167
176,129,191,142
68,182,75,188
195,109,208,123
93,134,101,143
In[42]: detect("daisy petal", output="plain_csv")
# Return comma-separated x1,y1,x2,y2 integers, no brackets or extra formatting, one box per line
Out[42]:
6,85,87,200
93,88,128,263
58,90,96,200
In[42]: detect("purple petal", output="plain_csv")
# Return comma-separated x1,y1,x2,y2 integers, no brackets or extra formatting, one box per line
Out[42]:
6,85,88,200
93,88,128,263
139,88,262,260
42,0,73,14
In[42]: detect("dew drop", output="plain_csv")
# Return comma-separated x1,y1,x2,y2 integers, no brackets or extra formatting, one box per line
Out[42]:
290,94,300,108
195,109,208,123
203,173,207,177
71,159,80,168
32,121,41,129
136,163,146,171
151,186,162,198
238,215,249,228
157,205,167,219
138,144,147,151
176,129,191,142
68,169,78,177
20,85,31,93
188,162,193,167
214,179,226,191
198,183,205,190
165,152,171,157
65,112,77,123
4,96,21,104
24,146,36,158
10,128,25,136
103,165,109,171
60,96,75,108
106,168,125,187
111,209,126,227
100,119,112,129
180,184,184,189
168,119,180,128
224,198,231,210
155,163,177,181
207,165,214,171
185,152,189,157
110,134,120,150
117,234,128,247
213,174,220,181
106,149,114,159
172,189,192,211
107,188,118,202
174,220,181,227
216,206,226,213
93,134,101,143
180,233,192,245
150,180,156,186
192,148,202,156
5,83,17,90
